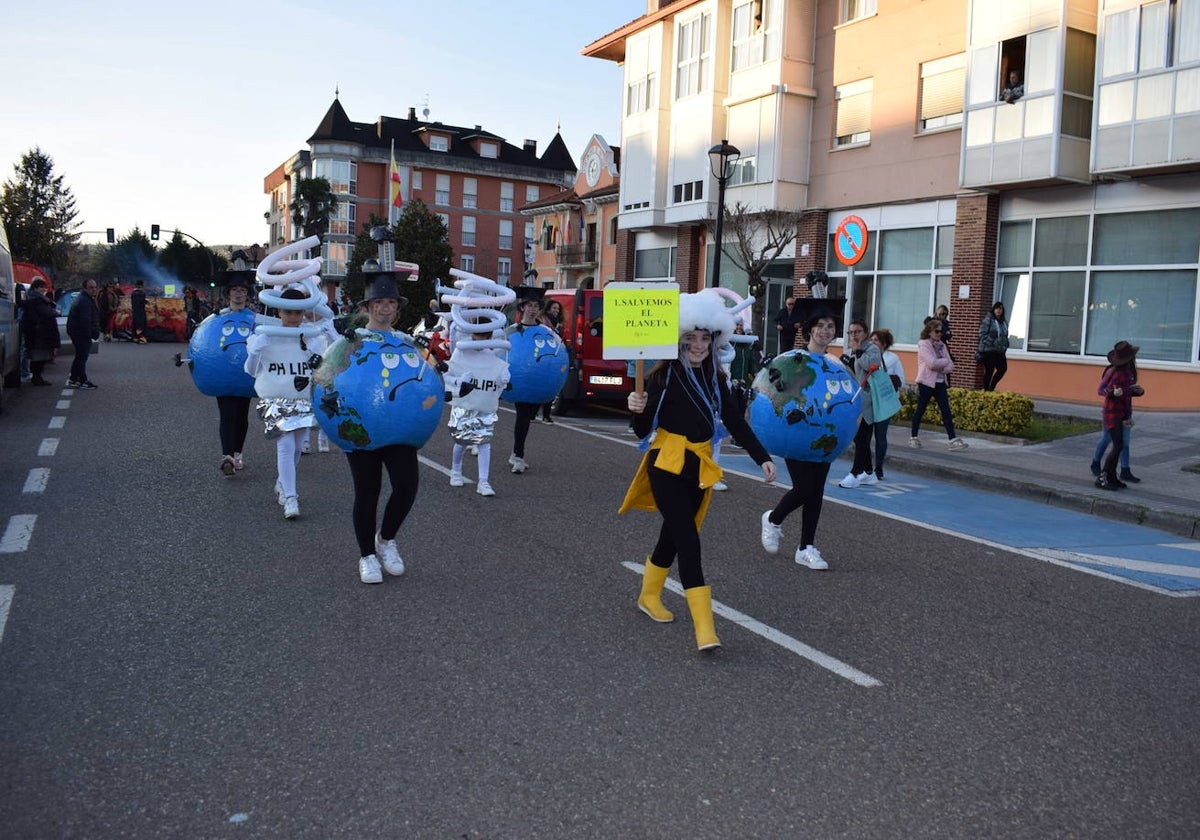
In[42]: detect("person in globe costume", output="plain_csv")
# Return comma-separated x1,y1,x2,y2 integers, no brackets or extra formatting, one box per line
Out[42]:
621,290,777,653
313,263,444,585
752,297,861,571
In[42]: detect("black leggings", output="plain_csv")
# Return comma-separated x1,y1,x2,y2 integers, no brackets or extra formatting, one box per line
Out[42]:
513,402,538,457
769,460,832,549
647,451,709,589
217,396,252,457
346,445,419,557
850,419,874,475
981,351,1007,391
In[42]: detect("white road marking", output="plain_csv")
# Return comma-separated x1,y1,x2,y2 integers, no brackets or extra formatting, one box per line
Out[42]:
59,388,72,395
22,469,50,494
38,439,59,457
1164,542,1200,553
622,560,883,687
417,455,475,485
1039,549,1200,580
0,516,37,554
48,416,66,429
55,400,71,410
0,586,13,646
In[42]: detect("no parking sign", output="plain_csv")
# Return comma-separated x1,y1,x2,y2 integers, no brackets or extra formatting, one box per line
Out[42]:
834,215,869,266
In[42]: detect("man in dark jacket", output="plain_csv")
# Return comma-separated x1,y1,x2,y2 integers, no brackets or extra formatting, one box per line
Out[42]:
66,279,101,389
131,280,148,343
21,278,60,386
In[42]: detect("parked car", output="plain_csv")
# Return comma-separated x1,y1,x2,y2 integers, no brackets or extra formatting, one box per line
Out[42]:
0,227,20,411
543,287,633,415
56,290,80,346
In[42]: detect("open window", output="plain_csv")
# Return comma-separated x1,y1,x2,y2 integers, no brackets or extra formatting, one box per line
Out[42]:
1000,36,1027,102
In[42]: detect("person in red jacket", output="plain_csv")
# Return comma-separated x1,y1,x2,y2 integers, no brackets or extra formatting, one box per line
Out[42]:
1095,341,1139,490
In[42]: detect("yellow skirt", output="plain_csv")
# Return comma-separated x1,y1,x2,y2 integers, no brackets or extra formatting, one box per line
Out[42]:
617,429,723,529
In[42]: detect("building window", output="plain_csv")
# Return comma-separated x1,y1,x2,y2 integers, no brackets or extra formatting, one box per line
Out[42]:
323,242,348,277
430,135,449,152
327,202,355,236
463,178,477,209
675,12,712,100
626,34,658,115
610,216,619,245
840,0,876,24
525,185,539,204
499,219,513,251
732,0,780,72
412,171,423,190
480,142,498,158
462,216,476,247
628,74,658,115
461,254,474,272
497,258,512,284
672,180,705,203
435,174,450,205
524,222,535,255
834,78,873,147
500,182,514,212
314,159,356,195
1101,0,1200,78
727,156,757,186
635,247,678,280
919,54,965,131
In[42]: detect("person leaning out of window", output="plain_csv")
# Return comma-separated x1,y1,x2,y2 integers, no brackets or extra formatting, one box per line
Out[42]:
1001,69,1023,103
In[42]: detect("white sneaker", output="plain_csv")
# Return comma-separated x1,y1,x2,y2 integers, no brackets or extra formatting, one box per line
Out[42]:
449,469,464,487
301,440,311,454
358,554,383,584
795,545,829,570
760,510,782,554
374,535,405,576
908,437,922,448
476,480,495,497
948,437,969,451
857,472,878,485
274,479,287,506
317,437,330,453
712,480,728,492
838,472,860,489
283,496,300,520
468,445,479,456
510,456,528,474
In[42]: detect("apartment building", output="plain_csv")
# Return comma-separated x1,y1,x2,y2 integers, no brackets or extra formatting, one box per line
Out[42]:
263,97,577,293
584,0,1200,409
519,134,622,289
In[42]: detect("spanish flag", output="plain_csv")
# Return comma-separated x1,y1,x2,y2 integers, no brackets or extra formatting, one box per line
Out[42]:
390,140,403,210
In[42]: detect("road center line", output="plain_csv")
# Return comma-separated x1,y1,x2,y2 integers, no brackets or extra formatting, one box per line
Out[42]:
0,516,37,554
621,560,883,687
38,439,59,457
49,416,66,429
0,586,13,647
23,468,49,494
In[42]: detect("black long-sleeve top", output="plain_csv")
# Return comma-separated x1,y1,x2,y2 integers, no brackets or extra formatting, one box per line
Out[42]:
632,362,771,467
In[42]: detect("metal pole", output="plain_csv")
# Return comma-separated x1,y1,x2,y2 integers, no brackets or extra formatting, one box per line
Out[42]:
712,172,727,288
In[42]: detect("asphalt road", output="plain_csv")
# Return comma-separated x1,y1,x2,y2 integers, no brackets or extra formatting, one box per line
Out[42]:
1,343,1198,839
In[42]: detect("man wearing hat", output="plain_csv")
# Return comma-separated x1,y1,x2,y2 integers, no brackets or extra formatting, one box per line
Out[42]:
1095,340,1139,490
131,279,149,344
505,286,546,474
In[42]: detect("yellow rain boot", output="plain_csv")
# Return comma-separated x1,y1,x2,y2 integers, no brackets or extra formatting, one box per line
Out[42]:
684,586,721,651
637,558,674,623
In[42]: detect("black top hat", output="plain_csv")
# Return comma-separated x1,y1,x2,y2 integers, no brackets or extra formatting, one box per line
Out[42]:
347,260,414,306
216,270,257,290
514,286,546,306
1107,340,1139,366
790,297,846,331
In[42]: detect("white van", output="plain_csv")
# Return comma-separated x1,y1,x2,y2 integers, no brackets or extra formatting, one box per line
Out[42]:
0,224,20,411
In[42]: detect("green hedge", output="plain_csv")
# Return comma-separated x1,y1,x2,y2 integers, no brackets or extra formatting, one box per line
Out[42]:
895,387,1034,436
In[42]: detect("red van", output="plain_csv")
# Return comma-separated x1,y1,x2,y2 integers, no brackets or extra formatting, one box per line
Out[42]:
544,288,633,415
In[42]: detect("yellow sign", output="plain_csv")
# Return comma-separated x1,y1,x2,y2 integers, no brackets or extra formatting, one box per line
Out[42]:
163,284,177,297
602,282,680,360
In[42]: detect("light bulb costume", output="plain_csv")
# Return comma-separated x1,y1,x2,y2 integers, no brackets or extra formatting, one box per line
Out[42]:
436,269,515,496
244,236,332,518
619,289,775,651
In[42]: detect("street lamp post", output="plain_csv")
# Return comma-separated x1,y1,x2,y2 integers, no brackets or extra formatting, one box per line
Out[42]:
707,139,740,288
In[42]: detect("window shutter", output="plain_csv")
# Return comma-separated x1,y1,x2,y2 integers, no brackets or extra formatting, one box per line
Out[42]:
921,66,965,120
836,89,872,138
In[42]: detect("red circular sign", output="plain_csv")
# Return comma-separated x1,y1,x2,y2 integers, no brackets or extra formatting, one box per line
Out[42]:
834,215,869,266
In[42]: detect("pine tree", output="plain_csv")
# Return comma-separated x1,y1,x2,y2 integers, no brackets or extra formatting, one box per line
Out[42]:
0,147,81,270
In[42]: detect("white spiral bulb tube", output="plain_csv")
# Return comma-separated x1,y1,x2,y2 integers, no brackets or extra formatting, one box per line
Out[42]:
256,236,327,316
437,268,517,351
712,287,758,343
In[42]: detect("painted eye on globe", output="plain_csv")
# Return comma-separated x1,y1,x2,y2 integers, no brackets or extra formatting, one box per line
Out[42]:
381,352,401,370
237,325,251,337
401,350,421,368
221,323,235,337
534,338,545,348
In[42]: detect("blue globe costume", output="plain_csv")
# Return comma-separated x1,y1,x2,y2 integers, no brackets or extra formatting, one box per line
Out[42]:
501,323,569,405
187,308,256,398
748,349,861,462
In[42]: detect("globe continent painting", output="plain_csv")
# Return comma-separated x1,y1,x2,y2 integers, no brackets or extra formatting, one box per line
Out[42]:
501,324,569,405
313,331,444,452
748,350,862,462
188,310,256,397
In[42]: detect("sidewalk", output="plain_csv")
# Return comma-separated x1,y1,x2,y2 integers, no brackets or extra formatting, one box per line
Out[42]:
864,400,1200,539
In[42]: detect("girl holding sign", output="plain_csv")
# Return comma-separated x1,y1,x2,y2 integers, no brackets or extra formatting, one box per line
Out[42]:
620,290,776,652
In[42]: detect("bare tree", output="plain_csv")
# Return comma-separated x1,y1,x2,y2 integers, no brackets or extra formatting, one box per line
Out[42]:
720,202,801,332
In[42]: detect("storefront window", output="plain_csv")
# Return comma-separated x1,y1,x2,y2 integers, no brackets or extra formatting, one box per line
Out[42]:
1087,269,1195,362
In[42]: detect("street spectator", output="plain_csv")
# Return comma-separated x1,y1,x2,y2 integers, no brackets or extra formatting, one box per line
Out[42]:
66,279,101,389
868,328,905,480
977,301,1010,391
910,319,968,450
774,296,797,352
1001,69,1024,103
131,280,148,344
15,281,32,382
1091,358,1144,483
934,304,953,342
622,290,776,651
760,301,840,571
506,287,546,473
1094,341,1139,490
537,297,565,423
837,319,884,488
20,278,59,386
98,282,122,342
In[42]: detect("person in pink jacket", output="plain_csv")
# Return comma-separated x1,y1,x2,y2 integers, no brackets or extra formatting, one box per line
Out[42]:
909,319,968,450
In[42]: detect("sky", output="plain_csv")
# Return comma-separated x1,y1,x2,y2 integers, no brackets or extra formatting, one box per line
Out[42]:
2,0,647,252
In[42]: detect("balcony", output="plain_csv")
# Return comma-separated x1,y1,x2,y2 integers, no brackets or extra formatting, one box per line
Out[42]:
555,243,596,267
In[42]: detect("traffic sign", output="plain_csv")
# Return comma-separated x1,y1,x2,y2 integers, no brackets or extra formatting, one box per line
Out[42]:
834,215,869,266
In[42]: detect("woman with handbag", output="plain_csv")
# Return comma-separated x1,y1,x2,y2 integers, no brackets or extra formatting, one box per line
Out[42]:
910,319,968,450
868,329,905,480
977,301,1010,391
837,319,885,488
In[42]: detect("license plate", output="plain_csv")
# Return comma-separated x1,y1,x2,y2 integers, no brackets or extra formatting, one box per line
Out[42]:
589,376,623,385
